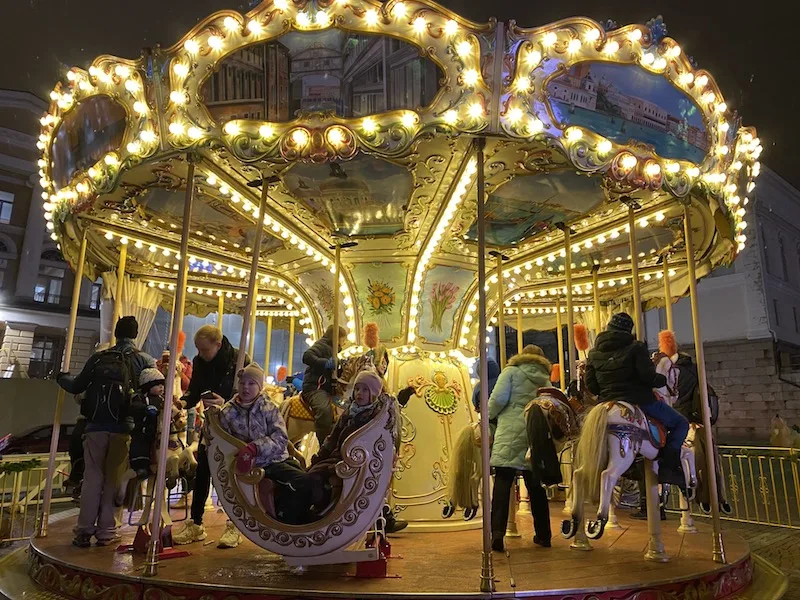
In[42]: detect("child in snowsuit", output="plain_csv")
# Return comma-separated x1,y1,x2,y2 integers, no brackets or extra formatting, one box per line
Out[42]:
128,368,166,480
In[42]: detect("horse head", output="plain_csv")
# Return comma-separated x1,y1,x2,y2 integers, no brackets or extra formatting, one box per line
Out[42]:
652,352,679,406
334,353,378,399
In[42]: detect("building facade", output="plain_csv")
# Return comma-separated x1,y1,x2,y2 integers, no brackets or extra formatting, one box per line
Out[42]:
0,89,100,379
644,166,800,443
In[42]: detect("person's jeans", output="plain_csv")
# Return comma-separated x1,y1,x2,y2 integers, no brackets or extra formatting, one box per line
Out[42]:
76,432,129,540
305,389,334,445
190,444,211,525
491,467,551,542
640,401,689,451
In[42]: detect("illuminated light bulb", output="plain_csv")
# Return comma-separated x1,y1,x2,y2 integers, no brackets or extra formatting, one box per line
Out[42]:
638,217,649,228
620,154,637,170
565,127,582,141
97,71,112,84
543,31,557,46
679,72,694,86
653,57,667,71
667,44,681,58
528,117,544,133
468,102,483,118
567,38,581,53
104,153,119,166
126,141,142,154
610,229,619,239
292,129,309,146
603,40,620,55
133,101,148,115
223,16,239,31
645,162,661,176
401,112,417,128
641,52,655,66
124,79,141,93
219,184,230,195
169,90,186,105
736,207,746,217
507,107,523,123
702,92,716,105
687,166,700,177
104,231,114,240
258,124,275,139
736,220,747,230
585,28,601,42
206,174,218,186
188,126,203,140
207,35,224,50
247,20,263,34
456,40,472,58
140,130,157,144
224,121,241,136
715,102,728,114
719,121,730,133
327,127,344,145
443,110,458,125
598,139,612,154
393,2,407,17
360,117,377,134
445,19,458,36
315,10,329,26
462,69,479,86
115,65,131,78
695,74,708,88
168,121,185,135
584,239,593,249
628,29,643,42
413,16,427,33
296,12,311,26
148,244,157,253
515,77,530,92
717,145,729,156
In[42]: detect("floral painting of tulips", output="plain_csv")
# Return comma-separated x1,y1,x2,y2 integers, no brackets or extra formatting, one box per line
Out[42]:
429,282,459,333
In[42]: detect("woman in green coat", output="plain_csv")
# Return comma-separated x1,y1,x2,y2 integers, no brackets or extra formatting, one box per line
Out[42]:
487,345,552,551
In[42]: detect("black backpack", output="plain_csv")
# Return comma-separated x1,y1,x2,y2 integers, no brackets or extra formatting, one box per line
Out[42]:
80,348,137,424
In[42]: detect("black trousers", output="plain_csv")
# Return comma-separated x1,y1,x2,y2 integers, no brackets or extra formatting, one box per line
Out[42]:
264,459,316,524
68,419,88,483
491,467,551,542
191,444,211,525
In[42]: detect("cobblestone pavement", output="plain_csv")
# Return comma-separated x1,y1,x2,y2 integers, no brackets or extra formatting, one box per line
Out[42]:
720,520,798,599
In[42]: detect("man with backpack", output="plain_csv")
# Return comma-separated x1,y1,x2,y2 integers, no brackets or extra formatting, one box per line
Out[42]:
57,316,156,547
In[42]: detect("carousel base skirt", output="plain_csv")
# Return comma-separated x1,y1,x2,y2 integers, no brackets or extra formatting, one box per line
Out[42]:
11,506,786,600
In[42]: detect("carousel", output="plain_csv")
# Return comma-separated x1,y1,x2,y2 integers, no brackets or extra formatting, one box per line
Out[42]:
9,0,782,598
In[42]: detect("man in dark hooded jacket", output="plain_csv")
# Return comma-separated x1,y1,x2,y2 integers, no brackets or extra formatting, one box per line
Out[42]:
302,325,347,445
585,312,689,485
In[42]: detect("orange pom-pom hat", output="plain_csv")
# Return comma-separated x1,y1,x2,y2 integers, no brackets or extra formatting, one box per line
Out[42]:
550,363,561,384
658,330,678,358
363,322,379,349
177,331,186,354
574,324,590,352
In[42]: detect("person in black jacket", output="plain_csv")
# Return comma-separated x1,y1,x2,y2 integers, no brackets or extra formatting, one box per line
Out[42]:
302,325,347,445
172,325,249,545
585,312,689,485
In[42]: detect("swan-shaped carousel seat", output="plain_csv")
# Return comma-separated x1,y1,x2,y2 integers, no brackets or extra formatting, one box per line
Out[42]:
204,395,397,567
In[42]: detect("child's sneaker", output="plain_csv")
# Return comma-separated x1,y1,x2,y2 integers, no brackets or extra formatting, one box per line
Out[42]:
172,519,207,545
72,533,92,548
217,521,242,549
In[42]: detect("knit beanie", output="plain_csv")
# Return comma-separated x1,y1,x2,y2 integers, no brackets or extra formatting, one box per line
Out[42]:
139,367,166,392
608,312,634,333
115,316,139,340
353,371,383,402
238,363,265,390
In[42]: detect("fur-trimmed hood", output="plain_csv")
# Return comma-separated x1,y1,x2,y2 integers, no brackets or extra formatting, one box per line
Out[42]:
507,352,552,371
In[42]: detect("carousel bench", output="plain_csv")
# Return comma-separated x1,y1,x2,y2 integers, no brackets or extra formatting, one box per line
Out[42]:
204,397,396,567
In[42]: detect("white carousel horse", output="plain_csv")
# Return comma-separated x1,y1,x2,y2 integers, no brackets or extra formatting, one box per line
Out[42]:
204,392,397,567
770,415,800,448
562,352,697,543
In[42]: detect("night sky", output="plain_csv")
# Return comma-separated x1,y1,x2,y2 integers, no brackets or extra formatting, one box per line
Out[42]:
3,0,793,187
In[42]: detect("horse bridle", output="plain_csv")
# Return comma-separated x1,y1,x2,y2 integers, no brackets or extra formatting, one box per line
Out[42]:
651,352,678,398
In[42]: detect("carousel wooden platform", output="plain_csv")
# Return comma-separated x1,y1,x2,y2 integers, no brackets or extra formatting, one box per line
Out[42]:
7,503,786,600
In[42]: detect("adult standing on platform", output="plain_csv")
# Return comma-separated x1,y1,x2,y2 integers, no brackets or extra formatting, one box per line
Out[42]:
301,325,347,445
172,325,249,546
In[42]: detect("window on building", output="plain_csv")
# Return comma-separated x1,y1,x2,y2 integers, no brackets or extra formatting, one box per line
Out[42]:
774,299,780,327
0,191,13,224
89,280,102,310
780,236,788,280
29,334,64,379
34,266,65,304
41,248,63,262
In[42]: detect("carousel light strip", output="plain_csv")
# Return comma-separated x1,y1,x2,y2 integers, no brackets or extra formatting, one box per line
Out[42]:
407,157,477,344
503,304,595,314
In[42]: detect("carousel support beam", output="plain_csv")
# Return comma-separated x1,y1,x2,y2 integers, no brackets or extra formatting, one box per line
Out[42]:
37,230,88,537
217,293,224,329
248,300,257,361
287,316,295,376
556,297,565,390
663,256,674,332
264,316,273,377
592,265,601,336
236,180,269,377
683,204,726,564
517,299,524,354
145,158,197,576
332,244,342,365
476,137,495,593
627,205,643,338
563,225,576,384
110,241,128,345
490,251,509,368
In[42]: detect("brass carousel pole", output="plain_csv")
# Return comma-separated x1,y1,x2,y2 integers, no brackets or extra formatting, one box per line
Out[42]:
476,138,495,593
628,206,643,338
217,293,224,329
248,300,257,360
663,256,674,332
331,244,342,365
264,315,273,377
592,265,601,337
556,297,565,389
683,204,726,564
287,315,295,376
235,181,269,376
37,229,88,537
145,158,196,576
109,240,128,344
516,299,524,354
563,225,576,384
492,252,508,368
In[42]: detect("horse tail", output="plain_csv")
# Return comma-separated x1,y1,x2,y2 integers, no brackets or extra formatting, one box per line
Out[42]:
574,403,609,504
448,423,481,509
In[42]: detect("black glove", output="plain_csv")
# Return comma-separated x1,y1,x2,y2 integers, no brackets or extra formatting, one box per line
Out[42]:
57,371,69,380
397,386,415,407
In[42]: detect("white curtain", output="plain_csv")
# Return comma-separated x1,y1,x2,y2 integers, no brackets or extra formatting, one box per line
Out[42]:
101,272,163,349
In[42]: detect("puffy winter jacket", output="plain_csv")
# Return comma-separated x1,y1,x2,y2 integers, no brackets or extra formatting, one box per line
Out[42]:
302,333,337,394
218,395,290,467
585,330,666,406
488,353,551,470
184,336,248,409
472,359,501,412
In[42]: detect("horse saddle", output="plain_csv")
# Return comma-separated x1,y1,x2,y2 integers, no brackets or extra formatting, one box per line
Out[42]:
612,401,667,449
534,388,580,441
287,394,315,421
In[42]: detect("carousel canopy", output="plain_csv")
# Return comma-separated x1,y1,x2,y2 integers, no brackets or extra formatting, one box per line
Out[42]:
36,0,759,361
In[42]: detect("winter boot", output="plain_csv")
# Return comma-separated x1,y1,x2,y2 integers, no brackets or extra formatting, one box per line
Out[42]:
383,506,408,534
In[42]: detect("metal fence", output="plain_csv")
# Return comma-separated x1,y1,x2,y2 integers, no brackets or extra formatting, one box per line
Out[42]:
666,445,800,529
0,452,71,544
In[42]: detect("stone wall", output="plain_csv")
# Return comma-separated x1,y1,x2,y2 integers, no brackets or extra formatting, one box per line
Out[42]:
0,322,36,373
67,328,99,372
684,338,800,445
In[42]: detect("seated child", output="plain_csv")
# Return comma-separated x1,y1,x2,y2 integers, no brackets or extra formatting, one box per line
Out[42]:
128,368,166,480
220,363,312,526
